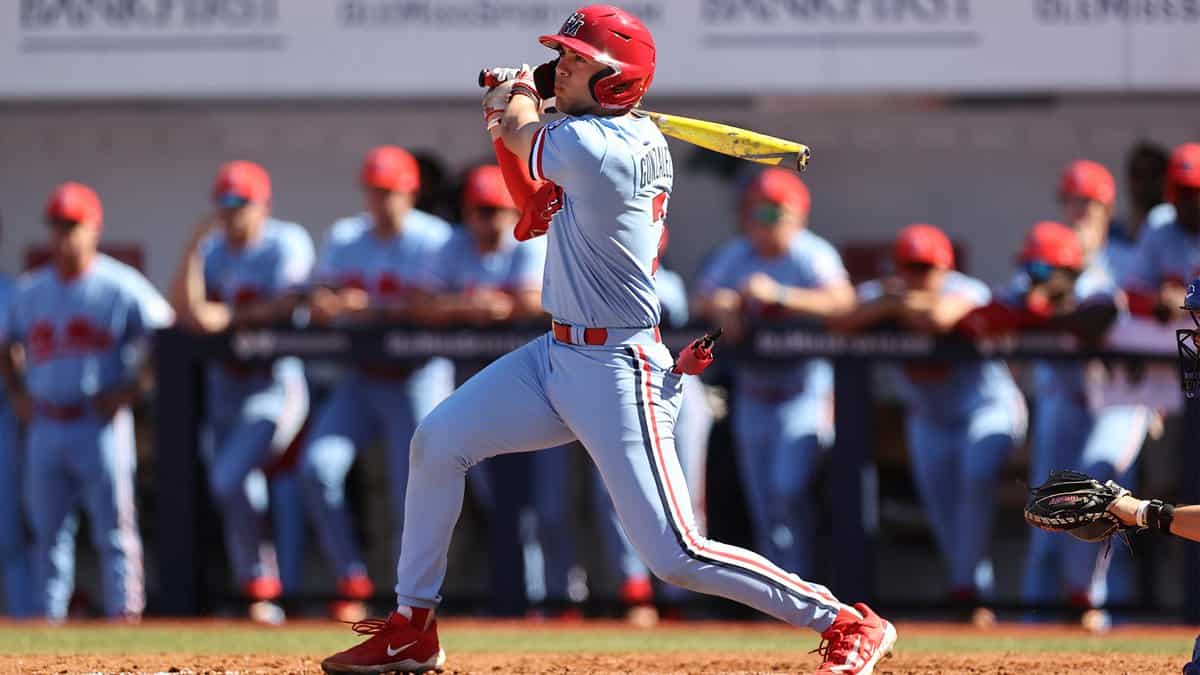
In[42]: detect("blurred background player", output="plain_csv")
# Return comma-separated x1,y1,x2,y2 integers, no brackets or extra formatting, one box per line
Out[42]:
0,182,172,621
832,224,1026,622
1124,143,1200,325
0,210,32,618
1014,161,1151,628
298,145,453,619
422,164,546,617
168,161,314,624
1110,141,1175,268
950,218,1128,624
694,168,854,580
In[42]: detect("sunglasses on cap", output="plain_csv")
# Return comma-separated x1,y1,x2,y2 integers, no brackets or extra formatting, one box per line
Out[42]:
216,193,252,209
47,216,84,230
1023,260,1059,284
470,205,511,219
899,261,936,275
749,202,784,226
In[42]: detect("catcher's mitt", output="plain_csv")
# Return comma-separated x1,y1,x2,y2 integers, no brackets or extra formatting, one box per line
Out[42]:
1024,470,1130,543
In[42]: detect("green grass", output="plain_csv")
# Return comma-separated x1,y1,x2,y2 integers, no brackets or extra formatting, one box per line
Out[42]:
0,624,1190,657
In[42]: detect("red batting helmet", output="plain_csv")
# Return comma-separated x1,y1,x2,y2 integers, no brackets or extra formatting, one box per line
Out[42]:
1167,143,1200,202
361,145,420,194
742,168,811,216
539,5,655,112
1058,159,1115,207
1019,220,1083,271
213,160,271,205
895,224,954,270
462,165,516,210
45,182,102,226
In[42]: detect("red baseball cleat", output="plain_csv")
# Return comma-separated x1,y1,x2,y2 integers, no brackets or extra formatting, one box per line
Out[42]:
338,574,375,601
321,608,445,674
812,602,897,674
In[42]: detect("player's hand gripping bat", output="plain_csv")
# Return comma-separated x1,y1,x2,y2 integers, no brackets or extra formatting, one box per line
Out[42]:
479,68,810,172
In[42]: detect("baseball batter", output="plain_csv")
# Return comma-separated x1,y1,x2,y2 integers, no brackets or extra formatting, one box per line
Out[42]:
833,224,1026,620
694,169,851,580
0,182,173,620
321,7,895,674
299,145,454,614
168,161,313,623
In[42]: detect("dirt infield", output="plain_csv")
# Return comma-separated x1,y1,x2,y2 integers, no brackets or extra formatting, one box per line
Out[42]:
1,619,1194,674
2,651,1186,674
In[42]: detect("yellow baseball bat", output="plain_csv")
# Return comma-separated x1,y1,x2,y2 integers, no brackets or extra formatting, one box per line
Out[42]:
478,68,811,172
631,110,810,172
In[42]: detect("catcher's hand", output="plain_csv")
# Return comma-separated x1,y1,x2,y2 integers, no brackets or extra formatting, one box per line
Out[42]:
1024,470,1131,543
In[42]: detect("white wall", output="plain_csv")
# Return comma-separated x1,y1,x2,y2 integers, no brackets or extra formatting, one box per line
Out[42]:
1,96,1197,292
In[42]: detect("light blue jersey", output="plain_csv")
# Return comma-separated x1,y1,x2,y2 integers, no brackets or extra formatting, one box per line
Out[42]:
202,218,314,306
529,115,672,328
2,256,173,405
315,210,452,302
860,272,1017,421
428,228,546,293
697,231,848,397
1125,219,1200,290
1107,206,1173,285
3,254,170,620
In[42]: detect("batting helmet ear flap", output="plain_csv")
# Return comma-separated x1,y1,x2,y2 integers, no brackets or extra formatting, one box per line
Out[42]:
588,66,616,105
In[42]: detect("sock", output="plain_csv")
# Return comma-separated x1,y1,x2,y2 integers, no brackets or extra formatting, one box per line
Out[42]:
395,604,413,620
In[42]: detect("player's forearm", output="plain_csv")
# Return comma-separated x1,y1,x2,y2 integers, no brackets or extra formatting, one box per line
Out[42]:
828,297,899,334
692,290,741,322
778,284,856,319
499,96,541,161
230,295,301,328
913,295,979,334
1041,301,1118,338
1111,494,1200,542
0,345,27,400
510,289,545,320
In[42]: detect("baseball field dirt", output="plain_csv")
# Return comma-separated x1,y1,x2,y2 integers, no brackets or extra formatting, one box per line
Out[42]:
0,618,1193,674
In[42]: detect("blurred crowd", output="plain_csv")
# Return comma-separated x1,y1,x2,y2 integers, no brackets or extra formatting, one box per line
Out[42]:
0,137,1197,631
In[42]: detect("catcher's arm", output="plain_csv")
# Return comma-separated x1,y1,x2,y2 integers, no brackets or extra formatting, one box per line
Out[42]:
1109,494,1200,541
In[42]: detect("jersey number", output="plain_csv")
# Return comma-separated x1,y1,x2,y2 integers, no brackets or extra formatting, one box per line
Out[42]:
651,191,669,275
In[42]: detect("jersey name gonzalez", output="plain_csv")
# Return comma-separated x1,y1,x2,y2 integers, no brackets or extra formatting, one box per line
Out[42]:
635,144,672,194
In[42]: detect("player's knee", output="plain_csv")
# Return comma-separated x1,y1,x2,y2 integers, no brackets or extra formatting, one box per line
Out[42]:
645,550,699,589
409,414,457,471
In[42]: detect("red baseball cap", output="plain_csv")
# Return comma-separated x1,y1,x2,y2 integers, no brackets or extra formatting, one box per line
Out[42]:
1058,159,1115,207
361,145,420,193
1019,220,1083,271
742,168,811,215
45,182,102,225
212,160,271,206
1167,143,1200,201
462,165,516,210
894,223,954,270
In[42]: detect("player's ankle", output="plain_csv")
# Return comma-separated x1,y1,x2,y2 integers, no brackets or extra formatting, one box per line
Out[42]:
395,604,413,619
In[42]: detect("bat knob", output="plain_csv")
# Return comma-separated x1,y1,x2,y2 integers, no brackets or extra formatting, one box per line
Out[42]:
478,69,488,88
796,147,811,173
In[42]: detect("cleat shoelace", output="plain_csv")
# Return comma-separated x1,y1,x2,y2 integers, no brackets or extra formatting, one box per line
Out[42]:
811,629,854,666
348,618,390,635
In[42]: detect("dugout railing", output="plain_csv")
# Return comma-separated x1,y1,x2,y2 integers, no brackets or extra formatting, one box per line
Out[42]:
152,323,1192,617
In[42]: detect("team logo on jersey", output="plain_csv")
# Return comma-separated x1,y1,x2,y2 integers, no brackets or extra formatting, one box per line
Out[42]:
561,12,585,37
